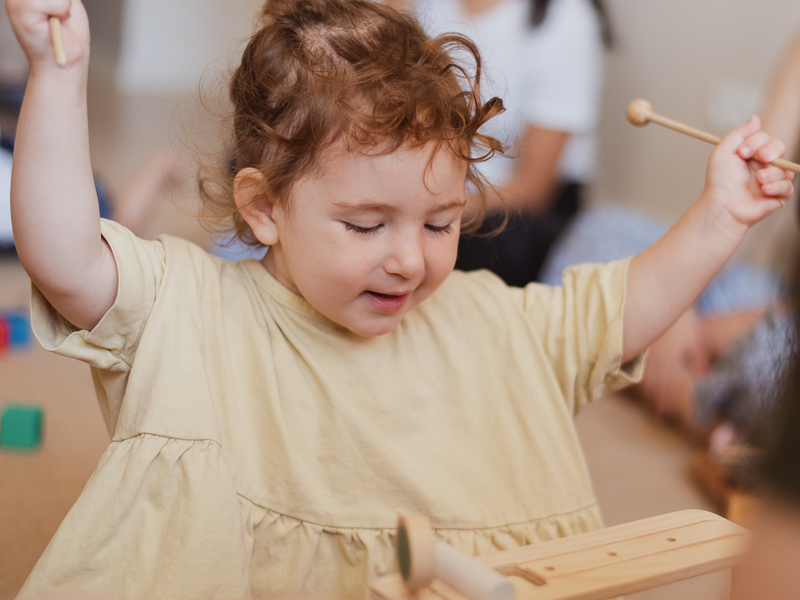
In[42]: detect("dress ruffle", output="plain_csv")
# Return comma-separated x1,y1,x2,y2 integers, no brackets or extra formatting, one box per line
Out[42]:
18,434,250,600
20,430,602,600
241,494,603,599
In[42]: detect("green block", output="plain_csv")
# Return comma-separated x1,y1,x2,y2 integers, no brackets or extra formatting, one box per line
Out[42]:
1,404,43,450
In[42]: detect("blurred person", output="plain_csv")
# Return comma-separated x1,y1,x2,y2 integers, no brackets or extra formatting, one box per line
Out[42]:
0,127,180,250
538,205,788,440
730,260,800,600
542,26,800,445
389,0,611,286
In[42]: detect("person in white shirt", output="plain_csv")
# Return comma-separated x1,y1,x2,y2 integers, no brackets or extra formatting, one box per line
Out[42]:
390,0,611,285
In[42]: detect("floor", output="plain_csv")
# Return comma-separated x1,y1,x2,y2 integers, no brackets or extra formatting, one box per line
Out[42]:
0,74,716,600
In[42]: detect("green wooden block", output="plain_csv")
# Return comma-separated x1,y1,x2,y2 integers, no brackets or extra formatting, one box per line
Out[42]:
0,404,43,450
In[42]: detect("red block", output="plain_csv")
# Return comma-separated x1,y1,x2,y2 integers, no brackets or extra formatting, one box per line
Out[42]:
0,318,9,354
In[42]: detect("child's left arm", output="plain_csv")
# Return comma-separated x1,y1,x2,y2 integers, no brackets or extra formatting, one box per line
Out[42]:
622,116,795,363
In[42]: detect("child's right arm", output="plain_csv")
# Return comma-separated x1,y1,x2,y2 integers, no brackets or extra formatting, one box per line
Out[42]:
6,0,117,331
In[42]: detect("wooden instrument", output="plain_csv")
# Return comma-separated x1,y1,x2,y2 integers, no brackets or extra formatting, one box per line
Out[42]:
397,514,514,600
49,16,67,68
626,99,800,175
374,510,750,600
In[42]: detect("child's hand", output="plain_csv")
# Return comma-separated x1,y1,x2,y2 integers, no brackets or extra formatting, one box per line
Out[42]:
700,116,795,237
5,0,89,70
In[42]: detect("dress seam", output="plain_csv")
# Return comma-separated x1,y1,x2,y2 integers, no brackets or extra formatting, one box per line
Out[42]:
106,434,599,533
235,492,599,532
109,431,221,445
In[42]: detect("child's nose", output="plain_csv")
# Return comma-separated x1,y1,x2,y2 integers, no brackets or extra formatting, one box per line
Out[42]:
383,233,425,279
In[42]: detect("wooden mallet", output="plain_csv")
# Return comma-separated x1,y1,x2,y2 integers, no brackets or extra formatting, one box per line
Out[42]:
626,99,800,175
48,16,67,67
397,514,515,600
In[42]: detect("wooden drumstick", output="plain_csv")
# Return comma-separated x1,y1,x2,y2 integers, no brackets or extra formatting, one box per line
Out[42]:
49,16,67,67
626,99,800,175
397,514,515,600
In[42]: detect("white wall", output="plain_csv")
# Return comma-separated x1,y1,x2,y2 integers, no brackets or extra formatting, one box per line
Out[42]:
114,0,261,95
101,0,800,265
595,0,800,225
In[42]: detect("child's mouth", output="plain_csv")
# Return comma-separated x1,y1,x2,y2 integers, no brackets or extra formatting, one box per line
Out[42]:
364,291,410,313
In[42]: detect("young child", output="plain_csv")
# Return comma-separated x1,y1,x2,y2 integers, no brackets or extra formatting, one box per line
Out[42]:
6,1,794,599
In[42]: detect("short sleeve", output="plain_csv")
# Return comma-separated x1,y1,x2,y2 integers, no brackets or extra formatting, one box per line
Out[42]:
520,0,604,133
30,219,166,433
515,258,646,414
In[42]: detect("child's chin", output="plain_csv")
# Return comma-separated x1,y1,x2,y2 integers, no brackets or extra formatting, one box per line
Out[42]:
345,317,403,338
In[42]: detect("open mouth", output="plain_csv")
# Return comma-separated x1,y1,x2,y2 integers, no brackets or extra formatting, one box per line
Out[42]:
364,290,410,313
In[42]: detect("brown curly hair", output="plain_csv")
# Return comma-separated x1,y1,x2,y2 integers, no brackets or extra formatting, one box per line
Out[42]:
199,0,505,247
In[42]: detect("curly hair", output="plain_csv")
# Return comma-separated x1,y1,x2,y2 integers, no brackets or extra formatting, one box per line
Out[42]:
199,0,505,247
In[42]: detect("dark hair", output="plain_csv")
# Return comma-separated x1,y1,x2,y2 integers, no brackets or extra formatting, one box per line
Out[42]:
530,0,613,48
199,0,504,247
761,271,800,503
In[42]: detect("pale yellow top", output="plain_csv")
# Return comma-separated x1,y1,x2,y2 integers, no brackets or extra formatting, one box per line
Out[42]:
20,220,644,600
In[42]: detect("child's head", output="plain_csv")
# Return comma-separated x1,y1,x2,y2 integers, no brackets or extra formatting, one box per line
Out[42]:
206,0,503,336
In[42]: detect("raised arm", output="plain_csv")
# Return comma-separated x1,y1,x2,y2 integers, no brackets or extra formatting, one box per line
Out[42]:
761,28,800,161
621,116,794,363
6,0,117,330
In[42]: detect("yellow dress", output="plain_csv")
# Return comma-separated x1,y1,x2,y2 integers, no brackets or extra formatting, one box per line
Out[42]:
19,219,644,600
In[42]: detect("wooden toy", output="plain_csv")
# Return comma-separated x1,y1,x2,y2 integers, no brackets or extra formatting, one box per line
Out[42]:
626,99,800,175
49,16,67,68
0,403,43,450
397,514,515,600
373,510,749,600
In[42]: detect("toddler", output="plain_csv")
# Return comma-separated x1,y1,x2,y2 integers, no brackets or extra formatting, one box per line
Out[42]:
5,0,794,599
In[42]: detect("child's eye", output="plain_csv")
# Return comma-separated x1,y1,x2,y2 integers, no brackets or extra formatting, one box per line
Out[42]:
343,222,382,235
425,223,454,234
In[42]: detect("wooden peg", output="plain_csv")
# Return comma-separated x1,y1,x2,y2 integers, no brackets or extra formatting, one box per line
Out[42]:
49,16,67,68
397,514,515,600
626,98,800,175
375,510,750,600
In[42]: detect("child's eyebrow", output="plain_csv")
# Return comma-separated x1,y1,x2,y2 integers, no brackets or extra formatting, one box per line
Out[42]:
331,199,466,214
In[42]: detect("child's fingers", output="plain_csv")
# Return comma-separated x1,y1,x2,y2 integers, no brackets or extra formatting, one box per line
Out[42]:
6,0,72,38
737,131,773,160
42,0,72,19
760,178,794,199
716,115,761,154
756,165,795,186
755,138,787,165
6,0,85,67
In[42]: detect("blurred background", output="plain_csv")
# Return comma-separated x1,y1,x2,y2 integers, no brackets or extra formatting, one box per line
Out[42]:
4,0,798,239
1,0,800,598
4,0,800,255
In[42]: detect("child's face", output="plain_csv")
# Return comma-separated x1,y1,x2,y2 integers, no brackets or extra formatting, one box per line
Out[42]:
262,143,467,336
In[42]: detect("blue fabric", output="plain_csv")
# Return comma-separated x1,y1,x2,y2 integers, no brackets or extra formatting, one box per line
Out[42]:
539,206,785,314
208,232,268,263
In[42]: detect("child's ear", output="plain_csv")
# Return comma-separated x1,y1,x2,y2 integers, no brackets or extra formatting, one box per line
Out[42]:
233,168,280,246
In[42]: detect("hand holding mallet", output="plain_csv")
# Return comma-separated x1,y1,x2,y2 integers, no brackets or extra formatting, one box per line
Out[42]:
626,99,800,175
48,16,67,67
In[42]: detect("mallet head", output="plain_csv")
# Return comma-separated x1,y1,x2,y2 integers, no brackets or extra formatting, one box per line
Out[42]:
626,99,653,127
